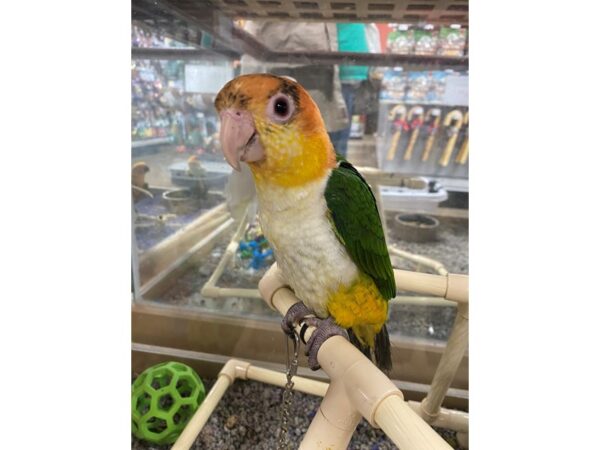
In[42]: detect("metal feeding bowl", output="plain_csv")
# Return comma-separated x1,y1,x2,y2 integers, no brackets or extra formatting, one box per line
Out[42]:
162,189,203,215
394,213,440,242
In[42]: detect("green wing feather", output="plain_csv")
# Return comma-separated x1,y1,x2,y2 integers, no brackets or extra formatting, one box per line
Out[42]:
324,160,396,300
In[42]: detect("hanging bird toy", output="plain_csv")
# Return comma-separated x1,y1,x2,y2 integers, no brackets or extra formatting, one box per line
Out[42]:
385,104,408,161
421,108,442,162
454,111,469,165
238,223,274,271
403,106,424,161
439,109,464,167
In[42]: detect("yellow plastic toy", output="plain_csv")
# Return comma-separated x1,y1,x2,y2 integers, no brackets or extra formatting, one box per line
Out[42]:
403,106,424,161
385,104,407,161
454,111,469,165
439,110,464,167
421,108,441,162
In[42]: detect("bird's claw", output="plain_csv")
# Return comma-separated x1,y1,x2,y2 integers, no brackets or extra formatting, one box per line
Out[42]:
305,317,348,370
281,302,315,336
281,302,348,370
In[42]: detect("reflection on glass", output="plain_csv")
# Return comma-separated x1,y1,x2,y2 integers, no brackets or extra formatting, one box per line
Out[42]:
131,20,468,344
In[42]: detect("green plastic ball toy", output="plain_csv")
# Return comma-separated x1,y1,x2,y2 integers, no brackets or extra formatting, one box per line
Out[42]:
132,361,206,445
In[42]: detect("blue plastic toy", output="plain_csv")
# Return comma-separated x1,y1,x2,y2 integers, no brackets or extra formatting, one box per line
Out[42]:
238,225,274,270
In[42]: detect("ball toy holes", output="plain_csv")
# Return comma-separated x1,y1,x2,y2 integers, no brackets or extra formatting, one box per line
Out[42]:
176,376,195,398
150,370,172,390
145,416,168,434
158,393,176,412
135,392,152,416
174,405,193,424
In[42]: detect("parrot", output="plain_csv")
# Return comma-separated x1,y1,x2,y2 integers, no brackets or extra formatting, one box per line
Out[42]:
132,161,151,202
214,74,395,371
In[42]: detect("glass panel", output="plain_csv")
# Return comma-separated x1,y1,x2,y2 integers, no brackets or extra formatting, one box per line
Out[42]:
132,5,468,447
132,16,468,340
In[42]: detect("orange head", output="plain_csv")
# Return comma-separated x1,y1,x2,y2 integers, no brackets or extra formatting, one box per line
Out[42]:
214,74,336,187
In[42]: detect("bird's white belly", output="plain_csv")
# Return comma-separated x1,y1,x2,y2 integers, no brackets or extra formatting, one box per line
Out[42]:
256,180,358,317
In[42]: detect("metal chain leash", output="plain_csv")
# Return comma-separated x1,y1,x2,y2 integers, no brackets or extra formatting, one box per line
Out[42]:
278,332,299,450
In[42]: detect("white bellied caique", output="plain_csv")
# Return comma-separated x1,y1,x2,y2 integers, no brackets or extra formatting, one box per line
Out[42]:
215,74,395,371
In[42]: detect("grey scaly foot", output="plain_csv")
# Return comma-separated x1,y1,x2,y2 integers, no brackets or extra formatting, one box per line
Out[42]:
305,317,348,371
281,302,317,336
281,302,348,370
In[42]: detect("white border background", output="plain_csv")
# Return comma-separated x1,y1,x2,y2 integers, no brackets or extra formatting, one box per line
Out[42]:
1,0,599,448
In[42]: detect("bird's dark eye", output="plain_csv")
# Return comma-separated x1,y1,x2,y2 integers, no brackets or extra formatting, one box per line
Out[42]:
274,98,289,117
267,93,295,122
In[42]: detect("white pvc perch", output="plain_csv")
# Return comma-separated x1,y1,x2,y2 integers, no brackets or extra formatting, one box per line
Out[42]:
172,358,467,450
173,263,468,449
420,302,468,432
257,264,453,450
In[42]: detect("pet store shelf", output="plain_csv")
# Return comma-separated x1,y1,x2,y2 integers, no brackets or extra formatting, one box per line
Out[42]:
132,47,238,61
131,137,173,148
132,0,469,69
380,99,469,108
172,0,468,26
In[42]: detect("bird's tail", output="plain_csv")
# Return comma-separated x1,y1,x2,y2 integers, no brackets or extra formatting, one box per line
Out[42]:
374,325,392,372
348,325,392,372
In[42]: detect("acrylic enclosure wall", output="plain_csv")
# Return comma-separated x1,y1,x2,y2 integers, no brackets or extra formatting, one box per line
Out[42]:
132,0,468,401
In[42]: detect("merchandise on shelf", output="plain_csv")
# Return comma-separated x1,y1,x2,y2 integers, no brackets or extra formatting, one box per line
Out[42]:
349,115,366,139
380,67,407,101
437,26,467,57
131,58,219,154
404,106,425,161
439,109,465,167
426,71,448,103
455,111,469,164
386,25,414,55
132,23,192,49
385,104,408,161
405,71,429,103
384,70,448,104
421,107,442,162
413,27,438,56
384,24,467,58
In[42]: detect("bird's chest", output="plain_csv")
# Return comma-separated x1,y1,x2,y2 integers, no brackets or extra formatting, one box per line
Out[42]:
257,184,357,317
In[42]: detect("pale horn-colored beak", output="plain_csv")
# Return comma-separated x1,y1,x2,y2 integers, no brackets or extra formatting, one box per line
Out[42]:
219,109,265,171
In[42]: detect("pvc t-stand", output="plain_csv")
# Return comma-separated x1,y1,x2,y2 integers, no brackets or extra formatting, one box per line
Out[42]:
257,263,456,450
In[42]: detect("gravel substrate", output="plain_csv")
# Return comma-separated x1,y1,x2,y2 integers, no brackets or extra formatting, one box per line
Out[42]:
134,191,223,251
132,379,465,450
384,213,468,275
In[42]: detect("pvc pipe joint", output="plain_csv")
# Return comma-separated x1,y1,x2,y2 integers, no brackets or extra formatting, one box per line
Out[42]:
445,273,468,303
218,359,251,383
319,336,404,428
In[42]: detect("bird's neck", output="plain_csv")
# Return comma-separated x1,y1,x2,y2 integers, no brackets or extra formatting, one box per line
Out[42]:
253,170,331,214
248,132,336,188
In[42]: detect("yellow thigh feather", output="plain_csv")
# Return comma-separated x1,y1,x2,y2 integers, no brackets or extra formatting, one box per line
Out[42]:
327,275,388,348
